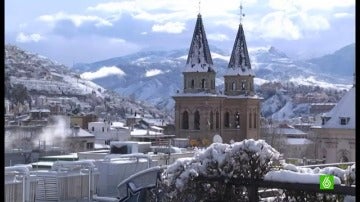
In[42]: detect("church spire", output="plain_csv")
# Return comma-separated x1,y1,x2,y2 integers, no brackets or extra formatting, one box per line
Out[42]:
226,22,254,76
184,14,214,73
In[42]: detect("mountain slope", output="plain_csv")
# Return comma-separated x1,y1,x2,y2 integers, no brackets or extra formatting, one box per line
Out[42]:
307,43,355,77
5,44,170,121
72,45,353,114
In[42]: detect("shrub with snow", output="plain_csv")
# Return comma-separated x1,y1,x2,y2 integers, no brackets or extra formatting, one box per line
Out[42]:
157,139,280,201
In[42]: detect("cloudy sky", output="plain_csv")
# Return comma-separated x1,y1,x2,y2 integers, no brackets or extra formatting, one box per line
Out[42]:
5,0,355,66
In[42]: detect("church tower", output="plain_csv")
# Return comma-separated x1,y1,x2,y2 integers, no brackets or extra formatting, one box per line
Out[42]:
224,23,255,96
183,14,216,94
173,6,261,145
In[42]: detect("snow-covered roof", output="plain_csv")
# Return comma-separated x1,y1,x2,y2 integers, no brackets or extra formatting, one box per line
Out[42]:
287,138,313,145
275,128,307,136
130,129,163,136
225,24,254,76
321,87,355,129
184,14,215,73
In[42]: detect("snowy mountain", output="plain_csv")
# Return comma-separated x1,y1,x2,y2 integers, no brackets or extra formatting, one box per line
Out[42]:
72,44,353,121
307,43,355,77
5,44,170,121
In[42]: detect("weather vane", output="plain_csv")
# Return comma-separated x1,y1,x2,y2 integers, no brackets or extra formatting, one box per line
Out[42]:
240,1,245,24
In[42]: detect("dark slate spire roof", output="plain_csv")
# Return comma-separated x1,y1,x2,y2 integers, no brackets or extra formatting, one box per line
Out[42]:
184,14,215,72
226,24,254,76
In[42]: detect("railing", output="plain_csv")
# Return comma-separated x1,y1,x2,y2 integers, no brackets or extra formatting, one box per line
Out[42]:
94,169,355,202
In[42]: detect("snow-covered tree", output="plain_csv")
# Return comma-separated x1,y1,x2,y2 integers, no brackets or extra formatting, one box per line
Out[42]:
157,139,280,201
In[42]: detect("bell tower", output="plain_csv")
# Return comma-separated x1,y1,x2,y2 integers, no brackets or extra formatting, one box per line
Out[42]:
182,13,216,94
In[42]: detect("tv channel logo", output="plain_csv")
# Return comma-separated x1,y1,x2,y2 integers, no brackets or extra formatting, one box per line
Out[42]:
320,175,334,190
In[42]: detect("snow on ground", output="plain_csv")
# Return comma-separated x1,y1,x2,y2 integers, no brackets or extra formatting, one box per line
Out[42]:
145,69,164,77
211,52,230,61
289,76,352,90
80,66,126,80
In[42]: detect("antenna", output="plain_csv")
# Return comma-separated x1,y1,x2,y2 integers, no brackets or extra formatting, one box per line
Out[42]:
239,1,245,24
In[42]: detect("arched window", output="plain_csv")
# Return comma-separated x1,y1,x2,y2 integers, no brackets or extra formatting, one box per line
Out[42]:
234,112,240,128
194,110,200,130
253,112,257,128
232,82,236,90
201,79,206,89
182,111,189,129
191,80,195,89
209,111,213,130
224,112,230,128
184,80,187,89
216,111,219,129
249,113,252,128
241,81,246,90
225,82,228,91
212,80,215,89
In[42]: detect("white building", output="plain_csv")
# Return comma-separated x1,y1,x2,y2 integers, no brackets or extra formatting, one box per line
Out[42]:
88,121,130,146
311,86,355,163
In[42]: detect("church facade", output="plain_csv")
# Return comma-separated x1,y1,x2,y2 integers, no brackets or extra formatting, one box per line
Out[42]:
173,13,262,146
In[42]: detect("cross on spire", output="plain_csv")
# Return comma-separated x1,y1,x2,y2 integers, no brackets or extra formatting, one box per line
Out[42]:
198,0,201,14
239,2,245,24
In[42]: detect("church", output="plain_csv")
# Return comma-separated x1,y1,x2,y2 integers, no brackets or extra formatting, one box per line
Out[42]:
173,12,262,146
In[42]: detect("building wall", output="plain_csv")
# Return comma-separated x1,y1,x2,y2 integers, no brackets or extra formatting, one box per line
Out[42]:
311,127,355,163
174,95,260,145
183,72,216,94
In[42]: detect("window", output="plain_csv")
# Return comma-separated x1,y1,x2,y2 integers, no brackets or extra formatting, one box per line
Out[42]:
232,82,236,91
224,112,230,128
249,113,252,128
91,126,94,132
86,142,94,150
201,79,206,89
191,80,195,89
216,112,220,129
225,82,228,91
254,113,257,128
241,81,245,90
212,80,215,89
102,127,104,132
182,111,189,129
234,112,240,128
209,111,213,130
194,111,200,130
340,117,350,125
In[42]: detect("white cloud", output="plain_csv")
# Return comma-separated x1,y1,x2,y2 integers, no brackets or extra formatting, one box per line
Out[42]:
152,22,186,34
16,32,43,43
334,12,353,19
259,12,301,40
38,12,112,27
207,33,230,41
145,69,164,77
269,0,354,12
80,66,126,80
141,32,148,35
